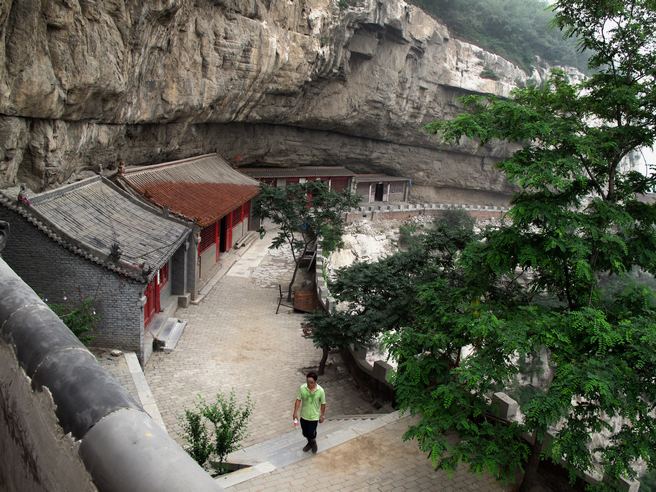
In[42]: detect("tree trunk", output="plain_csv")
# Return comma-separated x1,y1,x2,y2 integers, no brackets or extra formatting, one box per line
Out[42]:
518,431,545,492
287,247,306,301
318,346,329,376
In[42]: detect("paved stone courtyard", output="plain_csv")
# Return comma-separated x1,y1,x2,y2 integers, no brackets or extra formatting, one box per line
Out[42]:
227,420,513,492
97,233,516,491
144,235,387,448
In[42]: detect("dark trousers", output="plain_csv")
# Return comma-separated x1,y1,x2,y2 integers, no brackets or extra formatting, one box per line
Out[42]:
300,418,318,443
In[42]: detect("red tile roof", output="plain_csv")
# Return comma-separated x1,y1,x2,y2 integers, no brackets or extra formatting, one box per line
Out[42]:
118,154,260,227
140,182,259,227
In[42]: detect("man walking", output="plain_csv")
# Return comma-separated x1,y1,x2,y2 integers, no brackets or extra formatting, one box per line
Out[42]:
293,372,326,454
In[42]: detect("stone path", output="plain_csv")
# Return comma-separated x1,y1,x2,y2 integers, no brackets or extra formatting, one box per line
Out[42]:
96,231,515,492
142,235,385,448
225,417,512,492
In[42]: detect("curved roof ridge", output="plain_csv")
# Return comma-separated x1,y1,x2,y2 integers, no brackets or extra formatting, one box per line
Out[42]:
0,179,192,283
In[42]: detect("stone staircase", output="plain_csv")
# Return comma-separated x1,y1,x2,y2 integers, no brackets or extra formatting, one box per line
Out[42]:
234,231,258,249
148,297,187,354
216,411,402,488
153,318,187,352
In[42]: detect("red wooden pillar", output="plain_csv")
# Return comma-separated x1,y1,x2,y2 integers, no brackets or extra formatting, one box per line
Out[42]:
225,212,232,251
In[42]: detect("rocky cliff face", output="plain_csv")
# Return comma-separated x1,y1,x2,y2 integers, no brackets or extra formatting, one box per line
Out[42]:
0,0,579,203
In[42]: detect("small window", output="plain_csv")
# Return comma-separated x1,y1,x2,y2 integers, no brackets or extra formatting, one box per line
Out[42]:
232,205,243,226
199,222,218,254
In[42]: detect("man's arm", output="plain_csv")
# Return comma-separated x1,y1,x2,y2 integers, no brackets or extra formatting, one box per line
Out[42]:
293,398,301,421
319,403,325,423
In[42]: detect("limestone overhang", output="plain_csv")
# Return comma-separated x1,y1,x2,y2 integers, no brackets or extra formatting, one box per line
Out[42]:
116,153,260,228
0,176,193,283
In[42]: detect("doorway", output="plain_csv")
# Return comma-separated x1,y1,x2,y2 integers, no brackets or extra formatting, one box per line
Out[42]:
375,183,384,201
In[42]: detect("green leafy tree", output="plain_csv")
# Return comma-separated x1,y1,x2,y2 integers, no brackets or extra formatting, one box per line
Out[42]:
203,390,254,473
382,1,656,490
253,181,360,301
179,405,212,467
306,214,477,374
641,470,656,492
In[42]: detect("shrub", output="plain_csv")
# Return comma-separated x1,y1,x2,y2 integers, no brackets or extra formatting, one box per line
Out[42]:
44,294,98,344
480,67,500,80
437,207,476,231
398,223,421,250
641,470,656,491
179,390,254,474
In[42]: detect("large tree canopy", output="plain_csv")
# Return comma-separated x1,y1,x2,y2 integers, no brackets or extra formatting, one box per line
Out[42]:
252,181,360,300
390,0,656,490
307,210,480,355
316,0,656,490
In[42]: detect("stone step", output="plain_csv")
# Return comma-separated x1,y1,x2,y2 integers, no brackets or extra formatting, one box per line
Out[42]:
235,231,258,249
217,412,402,489
154,318,187,352
327,413,386,421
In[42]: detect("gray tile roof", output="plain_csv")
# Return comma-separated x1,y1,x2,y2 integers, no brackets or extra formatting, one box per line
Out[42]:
1,176,192,282
239,166,357,179
354,174,410,183
122,153,259,187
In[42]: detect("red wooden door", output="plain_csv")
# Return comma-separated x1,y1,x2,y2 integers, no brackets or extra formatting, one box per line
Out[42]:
144,276,160,327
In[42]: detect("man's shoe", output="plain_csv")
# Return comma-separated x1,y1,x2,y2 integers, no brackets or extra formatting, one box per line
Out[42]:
311,441,318,454
303,443,312,452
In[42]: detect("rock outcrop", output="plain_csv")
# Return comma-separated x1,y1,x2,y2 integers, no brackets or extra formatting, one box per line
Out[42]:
0,0,580,203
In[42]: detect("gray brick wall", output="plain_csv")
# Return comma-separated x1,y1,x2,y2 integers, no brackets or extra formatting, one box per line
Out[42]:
171,245,187,296
0,207,145,357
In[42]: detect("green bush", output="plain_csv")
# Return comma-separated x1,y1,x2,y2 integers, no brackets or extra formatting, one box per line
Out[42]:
641,470,656,491
437,207,476,231
480,67,500,80
398,224,421,250
180,407,212,467
179,390,254,474
44,294,98,344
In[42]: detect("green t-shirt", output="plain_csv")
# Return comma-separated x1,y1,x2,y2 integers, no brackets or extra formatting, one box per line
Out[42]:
296,383,326,421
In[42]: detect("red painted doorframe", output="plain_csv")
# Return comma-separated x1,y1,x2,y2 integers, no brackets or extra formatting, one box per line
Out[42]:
144,275,160,327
